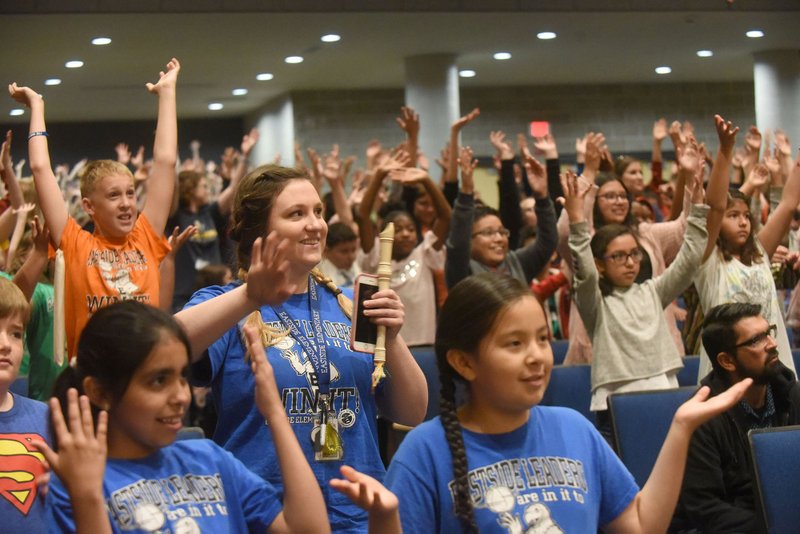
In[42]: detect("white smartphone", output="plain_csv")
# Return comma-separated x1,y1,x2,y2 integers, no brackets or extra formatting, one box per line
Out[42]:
350,274,380,353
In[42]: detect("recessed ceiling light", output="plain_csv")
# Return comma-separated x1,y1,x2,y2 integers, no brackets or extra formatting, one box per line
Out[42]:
655,66,672,75
91,37,112,46
321,34,341,43
208,103,224,111
746,29,765,38
65,60,84,69
284,56,304,64
9,109,24,117
459,69,476,78
232,88,248,96
44,78,62,86
696,50,714,58
537,31,557,40
493,52,512,60
256,73,274,81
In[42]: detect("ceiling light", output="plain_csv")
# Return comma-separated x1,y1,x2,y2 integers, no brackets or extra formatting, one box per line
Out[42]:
459,69,476,78
208,103,224,111
9,109,24,117
493,52,512,60
321,34,341,43
655,66,672,74
696,50,713,58
91,37,112,46
65,60,84,69
284,56,304,64
232,88,248,96
537,31,557,40
44,78,62,86
746,29,765,38
256,73,274,81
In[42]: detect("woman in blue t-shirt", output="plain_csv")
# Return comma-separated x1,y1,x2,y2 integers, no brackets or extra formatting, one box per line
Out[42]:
385,273,751,533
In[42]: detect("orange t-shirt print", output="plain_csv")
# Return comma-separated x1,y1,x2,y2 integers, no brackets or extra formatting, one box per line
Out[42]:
59,214,169,359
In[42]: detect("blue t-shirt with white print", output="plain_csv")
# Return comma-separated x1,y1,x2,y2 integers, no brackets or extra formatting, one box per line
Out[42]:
386,405,639,533
186,282,383,533
47,439,281,533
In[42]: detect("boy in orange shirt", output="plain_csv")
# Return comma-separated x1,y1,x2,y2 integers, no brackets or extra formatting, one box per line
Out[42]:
8,58,179,359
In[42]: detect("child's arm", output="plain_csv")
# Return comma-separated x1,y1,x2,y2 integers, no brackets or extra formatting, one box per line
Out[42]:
5,202,34,270
218,129,258,216
357,150,410,254
1,130,24,210
516,150,558,283
389,167,452,249
606,379,752,534
331,465,401,534
243,326,331,534
142,58,180,237
8,83,69,246
444,147,477,289
703,115,739,262
562,171,601,334
158,225,196,311
758,154,800,258
32,389,112,534
12,216,48,300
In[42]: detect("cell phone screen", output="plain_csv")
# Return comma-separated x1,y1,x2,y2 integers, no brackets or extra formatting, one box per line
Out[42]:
354,282,379,346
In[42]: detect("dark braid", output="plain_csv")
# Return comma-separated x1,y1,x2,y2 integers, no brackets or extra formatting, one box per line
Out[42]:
438,359,478,532
434,272,535,532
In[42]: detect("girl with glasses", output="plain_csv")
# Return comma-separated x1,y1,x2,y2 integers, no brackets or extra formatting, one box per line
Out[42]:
563,154,710,438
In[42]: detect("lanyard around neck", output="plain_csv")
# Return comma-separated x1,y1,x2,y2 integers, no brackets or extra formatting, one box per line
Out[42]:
272,275,330,395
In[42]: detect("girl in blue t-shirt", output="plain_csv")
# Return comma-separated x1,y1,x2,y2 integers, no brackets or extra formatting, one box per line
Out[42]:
33,301,332,533
385,273,752,533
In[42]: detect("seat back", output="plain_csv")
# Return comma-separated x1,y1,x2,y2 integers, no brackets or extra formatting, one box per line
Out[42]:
676,356,700,386
550,340,569,366
749,425,800,534
539,364,593,423
608,387,695,487
409,345,440,421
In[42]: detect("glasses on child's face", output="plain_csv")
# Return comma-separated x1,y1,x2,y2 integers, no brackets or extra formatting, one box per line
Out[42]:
734,324,777,349
598,192,629,203
472,228,511,239
603,248,644,265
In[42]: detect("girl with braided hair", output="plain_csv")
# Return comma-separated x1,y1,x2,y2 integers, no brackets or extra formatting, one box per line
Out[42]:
385,272,751,533
174,164,426,532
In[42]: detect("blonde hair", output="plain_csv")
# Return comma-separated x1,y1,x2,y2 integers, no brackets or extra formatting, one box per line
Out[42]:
0,278,31,327
79,160,134,197
239,268,353,355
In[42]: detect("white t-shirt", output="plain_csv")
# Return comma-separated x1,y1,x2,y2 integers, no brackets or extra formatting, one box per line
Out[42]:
361,231,445,346
694,242,797,381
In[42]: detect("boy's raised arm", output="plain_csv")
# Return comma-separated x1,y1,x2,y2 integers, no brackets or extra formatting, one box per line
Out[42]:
8,83,69,246
142,58,180,237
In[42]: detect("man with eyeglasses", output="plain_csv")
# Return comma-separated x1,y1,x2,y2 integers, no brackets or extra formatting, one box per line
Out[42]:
673,302,800,533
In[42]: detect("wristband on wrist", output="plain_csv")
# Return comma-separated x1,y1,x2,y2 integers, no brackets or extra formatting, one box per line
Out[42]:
28,131,48,141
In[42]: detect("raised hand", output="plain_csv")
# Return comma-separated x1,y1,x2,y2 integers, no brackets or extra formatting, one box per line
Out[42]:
114,143,131,165
145,57,180,94
1,130,13,170
322,144,342,184
673,378,752,432
388,167,428,185
775,130,792,158
489,131,514,160
459,146,477,194
395,106,420,138
713,114,740,155
366,139,383,170
452,107,480,132
32,389,107,502
166,225,197,259
7,83,41,108
522,147,547,197
584,132,607,175
131,145,145,169
330,465,400,529
240,128,260,157
669,120,686,151
653,118,668,142
375,148,411,179
533,133,558,159
245,232,297,306
559,170,588,223
746,163,770,190
764,151,783,185
575,135,587,164
30,215,50,255
677,138,701,175
745,125,762,156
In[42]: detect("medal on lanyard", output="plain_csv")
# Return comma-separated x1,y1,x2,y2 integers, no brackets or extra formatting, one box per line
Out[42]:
274,276,343,461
